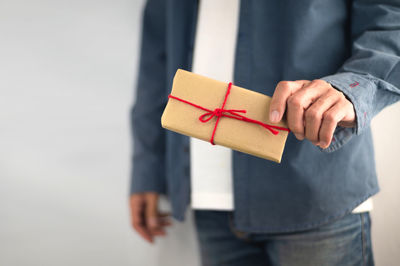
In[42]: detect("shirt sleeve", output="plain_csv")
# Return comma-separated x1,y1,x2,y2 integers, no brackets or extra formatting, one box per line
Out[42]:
318,0,400,153
130,0,167,195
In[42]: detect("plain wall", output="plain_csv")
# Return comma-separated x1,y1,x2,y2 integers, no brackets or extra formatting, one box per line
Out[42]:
0,0,398,265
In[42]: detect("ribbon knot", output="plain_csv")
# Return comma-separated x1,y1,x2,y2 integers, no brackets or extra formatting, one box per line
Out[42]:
214,108,223,117
199,107,247,123
167,82,290,145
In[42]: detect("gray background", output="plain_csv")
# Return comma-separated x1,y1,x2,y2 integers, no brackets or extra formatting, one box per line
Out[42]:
0,0,398,265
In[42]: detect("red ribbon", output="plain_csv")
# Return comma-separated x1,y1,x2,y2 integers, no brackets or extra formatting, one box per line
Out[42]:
168,82,290,145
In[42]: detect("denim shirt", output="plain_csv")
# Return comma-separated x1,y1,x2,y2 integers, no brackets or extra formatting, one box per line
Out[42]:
130,0,400,233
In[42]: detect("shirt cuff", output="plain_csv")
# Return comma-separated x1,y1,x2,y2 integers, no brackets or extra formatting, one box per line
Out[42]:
318,72,375,152
130,159,167,195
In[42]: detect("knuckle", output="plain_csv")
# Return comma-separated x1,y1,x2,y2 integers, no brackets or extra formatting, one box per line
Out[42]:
287,95,302,108
278,80,290,87
337,91,346,101
323,112,337,123
312,79,326,86
277,81,291,93
305,108,320,121
327,90,338,99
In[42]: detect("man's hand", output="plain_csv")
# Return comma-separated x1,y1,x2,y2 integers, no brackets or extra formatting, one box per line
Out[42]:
130,192,171,243
269,79,356,149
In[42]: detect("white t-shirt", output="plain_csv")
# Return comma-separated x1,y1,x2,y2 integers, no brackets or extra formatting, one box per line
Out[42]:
190,0,238,210
190,0,372,213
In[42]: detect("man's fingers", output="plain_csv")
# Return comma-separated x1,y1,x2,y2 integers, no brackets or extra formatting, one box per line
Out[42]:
130,193,170,243
304,92,339,143
286,80,330,140
145,193,161,234
130,194,153,243
338,99,357,128
319,102,347,148
132,220,153,243
269,80,309,123
270,78,355,146
290,80,331,110
147,218,172,237
286,95,306,139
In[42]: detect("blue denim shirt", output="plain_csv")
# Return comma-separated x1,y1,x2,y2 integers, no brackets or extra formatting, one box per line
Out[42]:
130,0,400,233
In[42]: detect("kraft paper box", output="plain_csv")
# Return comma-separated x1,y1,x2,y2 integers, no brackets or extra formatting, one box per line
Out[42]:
161,69,290,163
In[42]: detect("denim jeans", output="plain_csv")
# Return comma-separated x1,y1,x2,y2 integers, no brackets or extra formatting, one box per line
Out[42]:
193,210,374,266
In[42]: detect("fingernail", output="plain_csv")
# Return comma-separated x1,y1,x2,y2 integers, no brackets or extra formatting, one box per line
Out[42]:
270,110,280,122
320,141,327,148
295,133,304,140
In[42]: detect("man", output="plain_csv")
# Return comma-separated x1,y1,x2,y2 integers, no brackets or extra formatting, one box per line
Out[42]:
129,0,400,265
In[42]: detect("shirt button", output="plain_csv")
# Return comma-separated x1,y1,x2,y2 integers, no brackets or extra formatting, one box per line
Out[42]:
183,145,189,153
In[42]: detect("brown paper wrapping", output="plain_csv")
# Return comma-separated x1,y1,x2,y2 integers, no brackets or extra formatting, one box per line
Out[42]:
161,69,289,163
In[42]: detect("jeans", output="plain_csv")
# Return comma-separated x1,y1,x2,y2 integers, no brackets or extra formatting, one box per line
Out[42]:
193,210,374,266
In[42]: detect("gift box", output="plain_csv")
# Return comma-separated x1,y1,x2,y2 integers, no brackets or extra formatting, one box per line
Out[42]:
161,69,290,163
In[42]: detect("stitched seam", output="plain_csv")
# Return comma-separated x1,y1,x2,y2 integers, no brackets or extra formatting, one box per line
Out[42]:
361,214,366,266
